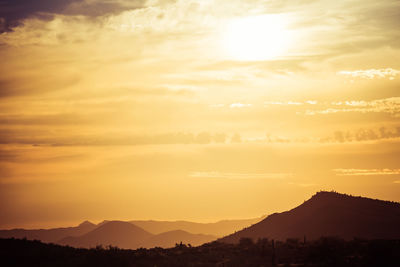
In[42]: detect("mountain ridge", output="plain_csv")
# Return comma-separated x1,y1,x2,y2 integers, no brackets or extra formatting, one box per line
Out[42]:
58,221,217,249
129,217,264,236
220,191,400,243
59,221,153,249
0,221,97,243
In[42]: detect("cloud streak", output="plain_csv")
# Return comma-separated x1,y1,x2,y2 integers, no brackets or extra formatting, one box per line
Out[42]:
333,168,400,176
189,172,292,179
305,97,400,117
230,103,252,108
0,0,146,32
0,131,231,146
338,68,400,80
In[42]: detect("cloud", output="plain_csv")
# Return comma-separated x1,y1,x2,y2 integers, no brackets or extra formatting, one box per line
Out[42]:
305,97,400,116
213,133,227,143
329,126,400,143
333,168,400,176
0,0,78,31
230,103,252,108
0,0,146,32
338,68,400,80
305,100,317,105
188,171,292,179
0,130,230,146
230,133,242,143
264,101,304,106
265,134,291,143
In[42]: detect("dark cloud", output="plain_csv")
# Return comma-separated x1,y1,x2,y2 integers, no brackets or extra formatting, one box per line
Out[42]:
231,133,242,143
0,0,78,31
0,0,146,32
0,130,229,146
331,127,400,143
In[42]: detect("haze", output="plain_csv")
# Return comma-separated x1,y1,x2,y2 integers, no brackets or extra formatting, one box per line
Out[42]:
0,0,399,229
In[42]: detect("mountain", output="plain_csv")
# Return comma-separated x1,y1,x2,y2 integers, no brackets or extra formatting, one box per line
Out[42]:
59,221,217,249
220,191,400,243
0,220,96,243
58,221,153,249
129,217,263,237
0,217,260,249
141,230,216,248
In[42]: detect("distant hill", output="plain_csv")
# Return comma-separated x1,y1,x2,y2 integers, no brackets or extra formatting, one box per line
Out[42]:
0,217,262,249
59,221,217,249
141,230,216,248
59,221,153,249
220,191,400,243
0,220,96,243
128,217,263,236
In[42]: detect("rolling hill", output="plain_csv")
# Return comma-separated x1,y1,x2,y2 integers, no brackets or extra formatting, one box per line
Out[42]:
129,217,263,236
58,221,217,249
0,220,96,243
0,217,261,249
220,191,400,243
58,221,152,249
141,230,216,248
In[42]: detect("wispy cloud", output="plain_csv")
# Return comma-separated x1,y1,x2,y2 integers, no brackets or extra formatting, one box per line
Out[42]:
264,101,309,106
0,0,139,32
337,68,399,80
189,172,292,179
329,127,400,143
0,131,229,146
230,103,252,108
333,168,400,176
305,97,400,116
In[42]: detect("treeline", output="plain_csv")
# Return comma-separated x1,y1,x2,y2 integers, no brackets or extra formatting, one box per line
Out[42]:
1,237,399,267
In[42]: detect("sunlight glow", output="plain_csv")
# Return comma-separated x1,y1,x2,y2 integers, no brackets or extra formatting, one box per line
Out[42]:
222,15,292,61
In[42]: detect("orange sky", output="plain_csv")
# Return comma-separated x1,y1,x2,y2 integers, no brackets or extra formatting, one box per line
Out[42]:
0,0,400,229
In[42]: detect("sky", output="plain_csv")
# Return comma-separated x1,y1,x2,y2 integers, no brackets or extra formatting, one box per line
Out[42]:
0,0,400,229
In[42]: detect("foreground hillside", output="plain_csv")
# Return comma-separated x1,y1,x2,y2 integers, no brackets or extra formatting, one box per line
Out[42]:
1,237,399,267
221,191,400,243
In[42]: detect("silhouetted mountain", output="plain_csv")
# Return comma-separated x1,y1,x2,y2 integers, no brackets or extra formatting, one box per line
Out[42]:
220,191,400,243
59,221,153,249
129,217,263,236
141,230,216,248
59,221,217,249
0,217,261,249
0,220,96,243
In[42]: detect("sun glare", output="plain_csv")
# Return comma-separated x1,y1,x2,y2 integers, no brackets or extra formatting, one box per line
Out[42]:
223,15,291,61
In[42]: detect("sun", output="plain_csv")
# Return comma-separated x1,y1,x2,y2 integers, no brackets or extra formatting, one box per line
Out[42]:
222,15,292,61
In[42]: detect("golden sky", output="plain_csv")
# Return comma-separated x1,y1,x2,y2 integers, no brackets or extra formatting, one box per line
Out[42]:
0,0,400,229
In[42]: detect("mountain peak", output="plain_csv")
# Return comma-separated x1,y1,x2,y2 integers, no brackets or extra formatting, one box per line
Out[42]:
306,191,350,203
220,191,400,243
306,191,400,207
78,220,94,227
